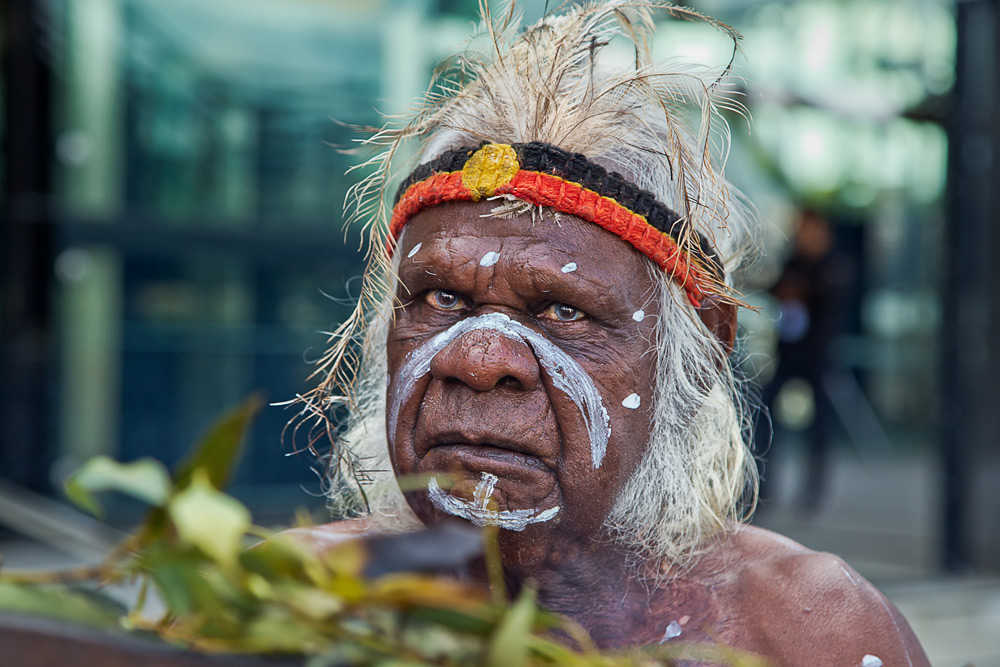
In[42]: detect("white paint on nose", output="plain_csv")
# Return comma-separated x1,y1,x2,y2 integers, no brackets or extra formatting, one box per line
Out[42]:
860,656,882,667
561,262,577,273
407,242,422,258
479,251,500,267
388,312,611,469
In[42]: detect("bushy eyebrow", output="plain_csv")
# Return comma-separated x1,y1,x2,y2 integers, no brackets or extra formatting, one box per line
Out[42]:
397,237,630,318
519,257,625,314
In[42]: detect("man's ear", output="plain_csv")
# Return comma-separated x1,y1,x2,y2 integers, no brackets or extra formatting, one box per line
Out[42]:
697,297,737,358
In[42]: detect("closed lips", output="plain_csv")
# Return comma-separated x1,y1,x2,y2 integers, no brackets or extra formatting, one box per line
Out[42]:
427,442,551,472
418,425,556,468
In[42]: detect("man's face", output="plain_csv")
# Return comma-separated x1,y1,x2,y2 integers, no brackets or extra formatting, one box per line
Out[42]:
386,200,659,569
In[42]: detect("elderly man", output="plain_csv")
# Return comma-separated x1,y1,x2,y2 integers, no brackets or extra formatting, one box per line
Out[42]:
291,2,928,664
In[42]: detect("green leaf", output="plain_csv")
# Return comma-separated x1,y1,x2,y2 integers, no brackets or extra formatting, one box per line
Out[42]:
168,470,251,567
240,535,312,581
526,635,579,663
487,586,536,667
172,394,262,491
210,606,327,653
408,607,494,636
643,640,771,667
141,543,223,615
64,456,171,517
278,584,345,620
0,582,123,630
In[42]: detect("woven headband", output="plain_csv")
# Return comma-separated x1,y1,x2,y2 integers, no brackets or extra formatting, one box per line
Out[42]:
389,142,724,307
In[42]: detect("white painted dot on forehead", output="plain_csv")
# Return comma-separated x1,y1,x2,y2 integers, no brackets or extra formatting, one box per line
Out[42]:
860,656,882,667
561,262,577,273
406,242,422,259
622,393,641,409
632,309,644,322
480,251,500,267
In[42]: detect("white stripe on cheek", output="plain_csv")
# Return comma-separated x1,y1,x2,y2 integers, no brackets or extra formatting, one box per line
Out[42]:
510,320,611,468
387,312,612,469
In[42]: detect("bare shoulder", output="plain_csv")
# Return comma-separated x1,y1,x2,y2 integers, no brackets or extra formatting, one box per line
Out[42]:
715,525,929,667
279,518,382,554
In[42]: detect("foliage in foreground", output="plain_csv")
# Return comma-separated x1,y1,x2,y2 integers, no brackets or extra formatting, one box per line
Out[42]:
0,397,765,666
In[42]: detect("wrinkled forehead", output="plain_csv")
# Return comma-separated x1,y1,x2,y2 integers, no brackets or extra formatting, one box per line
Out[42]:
399,200,621,249
394,200,660,295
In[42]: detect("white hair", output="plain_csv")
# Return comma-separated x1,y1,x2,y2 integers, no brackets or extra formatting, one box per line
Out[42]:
314,251,758,572
290,1,764,570
606,262,757,573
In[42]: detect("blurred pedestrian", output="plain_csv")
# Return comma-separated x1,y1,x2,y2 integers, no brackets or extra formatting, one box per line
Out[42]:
757,207,854,512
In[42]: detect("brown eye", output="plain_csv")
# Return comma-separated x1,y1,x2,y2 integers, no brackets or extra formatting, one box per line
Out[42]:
426,289,465,311
541,302,586,322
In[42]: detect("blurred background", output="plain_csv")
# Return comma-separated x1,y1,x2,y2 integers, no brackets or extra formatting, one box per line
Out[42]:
0,0,997,662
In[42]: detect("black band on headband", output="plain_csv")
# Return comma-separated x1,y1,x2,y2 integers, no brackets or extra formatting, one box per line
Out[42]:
395,142,723,279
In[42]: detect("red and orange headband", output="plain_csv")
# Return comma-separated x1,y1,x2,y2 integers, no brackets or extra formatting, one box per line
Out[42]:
389,142,724,307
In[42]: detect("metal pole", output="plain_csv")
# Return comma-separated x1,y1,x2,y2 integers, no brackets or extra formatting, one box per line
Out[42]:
0,0,56,491
941,0,1000,573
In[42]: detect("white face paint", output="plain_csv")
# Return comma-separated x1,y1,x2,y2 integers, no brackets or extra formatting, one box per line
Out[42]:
622,393,641,409
388,312,612,468
659,620,682,643
860,656,882,667
407,242,422,258
427,474,561,531
560,262,577,273
472,471,498,508
632,309,645,322
479,251,500,267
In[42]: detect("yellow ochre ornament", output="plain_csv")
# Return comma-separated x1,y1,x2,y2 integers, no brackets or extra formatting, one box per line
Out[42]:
461,144,519,199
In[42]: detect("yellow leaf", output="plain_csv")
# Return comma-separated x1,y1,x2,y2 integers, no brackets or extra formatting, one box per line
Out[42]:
279,584,345,620
168,470,251,567
64,456,170,517
321,538,367,578
370,574,486,611
487,586,536,667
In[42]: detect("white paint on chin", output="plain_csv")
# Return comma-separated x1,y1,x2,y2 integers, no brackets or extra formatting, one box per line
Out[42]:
560,262,577,273
632,309,644,322
407,242,422,258
427,475,560,531
473,471,498,509
479,251,500,267
622,393,641,409
388,312,612,468
860,656,882,667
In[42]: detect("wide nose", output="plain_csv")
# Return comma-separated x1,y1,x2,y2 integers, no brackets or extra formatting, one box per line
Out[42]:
429,328,540,392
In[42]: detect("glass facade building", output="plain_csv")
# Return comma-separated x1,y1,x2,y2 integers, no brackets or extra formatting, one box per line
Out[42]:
2,0,997,571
